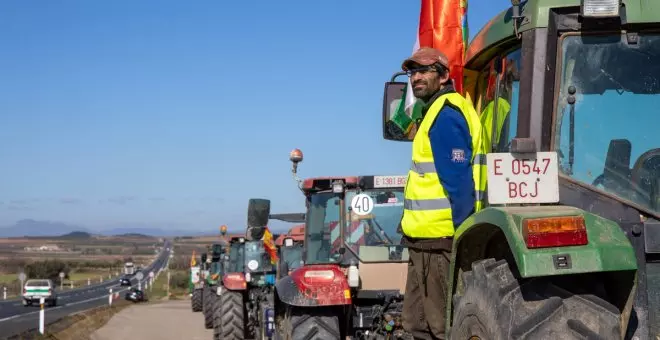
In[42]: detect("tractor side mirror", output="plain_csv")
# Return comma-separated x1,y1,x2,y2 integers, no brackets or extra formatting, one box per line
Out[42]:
247,198,271,240
382,79,415,142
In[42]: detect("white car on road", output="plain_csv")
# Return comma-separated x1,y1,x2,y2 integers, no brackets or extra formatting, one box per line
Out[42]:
22,279,57,307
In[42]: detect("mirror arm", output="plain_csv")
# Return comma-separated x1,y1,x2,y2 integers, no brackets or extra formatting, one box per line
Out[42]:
390,71,407,82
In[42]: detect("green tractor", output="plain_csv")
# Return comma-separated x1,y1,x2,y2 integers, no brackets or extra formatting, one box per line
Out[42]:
190,252,207,313
202,243,226,329
382,0,658,338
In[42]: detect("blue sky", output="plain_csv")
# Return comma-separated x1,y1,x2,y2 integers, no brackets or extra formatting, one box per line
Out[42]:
0,0,512,232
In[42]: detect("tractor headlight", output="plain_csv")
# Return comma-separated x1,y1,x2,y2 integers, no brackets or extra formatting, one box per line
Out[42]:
332,180,344,193
581,0,620,18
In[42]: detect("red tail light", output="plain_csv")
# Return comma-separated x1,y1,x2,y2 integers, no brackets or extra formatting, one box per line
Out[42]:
523,216,588,249
290,265,351,305
23,288,26,294
223,273,247,290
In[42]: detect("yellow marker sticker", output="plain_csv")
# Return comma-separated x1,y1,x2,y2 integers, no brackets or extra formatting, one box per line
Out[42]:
344,289,351,299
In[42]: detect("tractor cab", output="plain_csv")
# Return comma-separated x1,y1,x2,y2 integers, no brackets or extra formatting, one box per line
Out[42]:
268,149,410,339
207,243,225,284
244,239,277,286
221,236,247,289
276,225,305,279
381,0,657,338
301,175,408,293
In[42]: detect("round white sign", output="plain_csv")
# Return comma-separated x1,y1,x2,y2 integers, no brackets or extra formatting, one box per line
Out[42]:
59,272,65,278
149,271,154,278
18,272,26,281
247,260,259,271
136,272,144,280
351,194,374,216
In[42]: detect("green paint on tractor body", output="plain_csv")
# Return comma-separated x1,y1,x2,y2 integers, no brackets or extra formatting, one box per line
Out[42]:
431,0,660,337
205,243,225,286
450,206,636,278
467,0,660,67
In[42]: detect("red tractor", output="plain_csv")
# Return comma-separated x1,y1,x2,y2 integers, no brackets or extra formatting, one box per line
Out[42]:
264,149,412,339
213,207,307,340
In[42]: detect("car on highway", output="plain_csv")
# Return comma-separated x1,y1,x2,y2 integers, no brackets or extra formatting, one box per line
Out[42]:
125,287,147,303
22,279,57,307
119,276,131,286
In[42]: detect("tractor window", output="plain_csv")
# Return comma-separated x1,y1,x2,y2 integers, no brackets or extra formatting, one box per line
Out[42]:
477,47,522,152
344,189,409,262
244,240,275,273
305,192,342,265
555,34,660,216
227,243,245,273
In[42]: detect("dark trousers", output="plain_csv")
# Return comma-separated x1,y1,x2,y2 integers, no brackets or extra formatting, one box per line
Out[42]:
402,247,451,340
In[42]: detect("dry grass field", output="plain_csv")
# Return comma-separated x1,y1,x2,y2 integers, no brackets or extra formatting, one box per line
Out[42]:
0,234,163,296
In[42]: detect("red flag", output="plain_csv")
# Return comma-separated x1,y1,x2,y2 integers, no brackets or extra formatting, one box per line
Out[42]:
417,0,468,93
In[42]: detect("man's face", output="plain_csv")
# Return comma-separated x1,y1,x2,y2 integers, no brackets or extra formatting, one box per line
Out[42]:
408,63,450,100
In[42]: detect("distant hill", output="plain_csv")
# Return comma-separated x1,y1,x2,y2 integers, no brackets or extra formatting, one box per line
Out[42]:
0,219,90,238
58,231,93,239
99,227,211,237
116,233,153,239
0,219,262,238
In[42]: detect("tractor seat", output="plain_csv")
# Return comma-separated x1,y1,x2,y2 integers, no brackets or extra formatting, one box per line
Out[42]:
632,149,660,210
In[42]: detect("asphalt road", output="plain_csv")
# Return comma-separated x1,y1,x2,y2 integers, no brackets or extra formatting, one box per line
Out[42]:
0,240,172,339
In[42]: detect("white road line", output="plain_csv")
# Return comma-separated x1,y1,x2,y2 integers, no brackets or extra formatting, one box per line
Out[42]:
0,314,19,322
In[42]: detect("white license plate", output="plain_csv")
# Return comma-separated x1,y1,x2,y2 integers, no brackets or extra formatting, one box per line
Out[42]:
486,152,559,204
373,175,407,188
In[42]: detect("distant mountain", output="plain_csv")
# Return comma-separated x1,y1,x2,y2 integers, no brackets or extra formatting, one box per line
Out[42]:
0,219,90,238
98,227,212,237
58,231,93,239
116,233,153,239
0,219,252,238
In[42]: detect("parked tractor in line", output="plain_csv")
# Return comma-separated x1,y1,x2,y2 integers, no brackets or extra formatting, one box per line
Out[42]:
380,0,658,338
190,252,206,313
202,243,225,329
212,203,306,340
269,149,412,339
212,236,246,340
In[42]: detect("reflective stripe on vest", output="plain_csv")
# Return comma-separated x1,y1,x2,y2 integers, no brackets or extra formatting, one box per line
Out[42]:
401,92,489,239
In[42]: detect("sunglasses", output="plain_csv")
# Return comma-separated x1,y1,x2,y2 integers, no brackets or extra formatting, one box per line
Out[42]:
405,65,438,77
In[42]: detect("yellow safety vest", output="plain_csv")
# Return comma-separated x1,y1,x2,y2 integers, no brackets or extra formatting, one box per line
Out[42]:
401,92,488,239
480,98,511,150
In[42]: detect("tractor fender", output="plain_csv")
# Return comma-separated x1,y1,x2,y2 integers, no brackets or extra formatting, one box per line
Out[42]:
450,206,637,282
275,264,351,307
445,206,638,334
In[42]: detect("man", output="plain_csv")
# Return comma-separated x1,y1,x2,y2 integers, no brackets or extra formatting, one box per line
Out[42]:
398,47,488,340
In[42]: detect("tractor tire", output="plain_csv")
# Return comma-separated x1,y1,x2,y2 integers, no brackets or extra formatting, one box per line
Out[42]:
212,293,223,340
450,258,622,340
277,307,341,340
203,288,215,329
191,289,203,313
219,291,245,340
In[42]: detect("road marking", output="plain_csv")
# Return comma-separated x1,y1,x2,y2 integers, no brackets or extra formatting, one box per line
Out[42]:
0,315,20,322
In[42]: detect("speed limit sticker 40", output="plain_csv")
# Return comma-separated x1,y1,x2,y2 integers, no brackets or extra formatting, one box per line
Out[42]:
351,194,373,216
